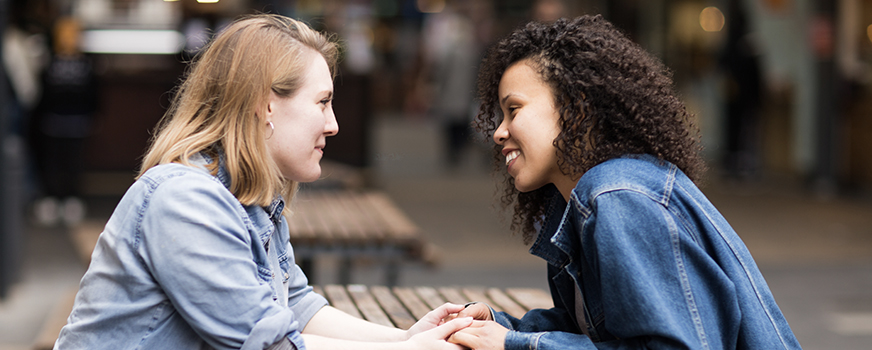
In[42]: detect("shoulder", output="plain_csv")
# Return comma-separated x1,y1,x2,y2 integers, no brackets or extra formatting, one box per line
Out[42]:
572,154,681,208
137,163,239,213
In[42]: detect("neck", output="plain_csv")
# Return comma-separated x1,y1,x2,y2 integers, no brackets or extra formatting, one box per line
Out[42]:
553,175,578,202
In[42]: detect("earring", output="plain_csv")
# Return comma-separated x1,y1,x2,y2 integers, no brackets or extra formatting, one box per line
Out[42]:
266,121,275,140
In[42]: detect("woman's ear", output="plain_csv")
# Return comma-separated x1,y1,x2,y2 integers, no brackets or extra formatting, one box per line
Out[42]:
263,91,277,119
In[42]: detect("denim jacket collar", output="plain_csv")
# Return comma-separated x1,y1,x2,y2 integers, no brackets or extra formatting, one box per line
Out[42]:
529,186,575,269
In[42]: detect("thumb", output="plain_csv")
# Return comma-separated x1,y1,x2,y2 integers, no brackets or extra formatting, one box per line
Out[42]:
430,317,473,339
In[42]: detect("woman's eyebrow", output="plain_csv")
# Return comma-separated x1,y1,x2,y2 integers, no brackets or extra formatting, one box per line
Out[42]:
500,93,515,105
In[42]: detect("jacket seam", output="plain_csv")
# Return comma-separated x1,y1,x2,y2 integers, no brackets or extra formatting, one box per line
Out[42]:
675,180,793,348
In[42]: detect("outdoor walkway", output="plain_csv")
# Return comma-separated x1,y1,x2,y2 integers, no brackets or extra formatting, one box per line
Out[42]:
1,116,870,349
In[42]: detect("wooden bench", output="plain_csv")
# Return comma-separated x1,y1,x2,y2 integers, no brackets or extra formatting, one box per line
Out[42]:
313,285,554,329
288,190,435,286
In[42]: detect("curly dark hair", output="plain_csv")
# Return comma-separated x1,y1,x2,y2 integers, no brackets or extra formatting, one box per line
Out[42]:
474,15,706,243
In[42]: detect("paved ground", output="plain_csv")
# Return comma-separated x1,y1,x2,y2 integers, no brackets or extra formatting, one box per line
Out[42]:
1,116,871,349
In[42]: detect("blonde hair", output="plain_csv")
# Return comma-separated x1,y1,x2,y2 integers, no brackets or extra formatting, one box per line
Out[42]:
140,14,338,211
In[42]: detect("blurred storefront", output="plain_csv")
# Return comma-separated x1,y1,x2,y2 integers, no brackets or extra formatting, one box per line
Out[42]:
1,0,872,299
1,0,871,229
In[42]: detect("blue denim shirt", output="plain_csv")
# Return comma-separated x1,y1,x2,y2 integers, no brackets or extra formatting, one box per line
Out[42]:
494,155,801,350
55,153,327,350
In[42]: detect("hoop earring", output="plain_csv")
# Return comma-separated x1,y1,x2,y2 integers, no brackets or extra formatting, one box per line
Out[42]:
266,121,275,140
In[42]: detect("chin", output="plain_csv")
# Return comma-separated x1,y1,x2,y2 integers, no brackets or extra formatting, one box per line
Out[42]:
514,180,547,193
287,168,321,183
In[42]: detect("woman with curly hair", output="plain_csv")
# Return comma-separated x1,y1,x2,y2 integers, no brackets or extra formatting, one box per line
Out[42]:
448,15,801,350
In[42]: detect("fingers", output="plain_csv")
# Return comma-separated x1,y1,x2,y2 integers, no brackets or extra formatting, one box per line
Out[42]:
430,317,474,339
456,303,492,321
436,302,467,315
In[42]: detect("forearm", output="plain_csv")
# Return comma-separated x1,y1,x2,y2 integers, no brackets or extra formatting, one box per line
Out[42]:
301,334,409,350
303,306,406,342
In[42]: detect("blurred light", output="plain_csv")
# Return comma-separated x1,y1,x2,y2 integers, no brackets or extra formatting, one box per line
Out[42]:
417,0,445,13
700,6,725,32
81,30,186,54
163,0,179,2
867,24,872,43
197,0,219,3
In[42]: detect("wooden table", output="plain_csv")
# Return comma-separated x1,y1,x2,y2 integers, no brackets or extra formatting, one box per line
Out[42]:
288,190,430,286
32,285,552,350
313,285,554,328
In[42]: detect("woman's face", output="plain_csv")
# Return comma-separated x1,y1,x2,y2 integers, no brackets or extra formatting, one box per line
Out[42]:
265,51,338,182
494,60,574,193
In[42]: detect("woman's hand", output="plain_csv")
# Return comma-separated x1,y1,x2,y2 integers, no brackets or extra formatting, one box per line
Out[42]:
448,320,509,350
407,317,474,350
407,303,467,338
442,302,492,324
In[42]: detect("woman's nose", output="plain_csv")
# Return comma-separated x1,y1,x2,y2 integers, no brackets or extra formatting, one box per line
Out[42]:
324,109,339,136
493,120,509,145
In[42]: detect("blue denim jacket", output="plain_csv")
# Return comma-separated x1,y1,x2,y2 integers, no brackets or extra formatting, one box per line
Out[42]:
494,155,801,350
55,153,327,350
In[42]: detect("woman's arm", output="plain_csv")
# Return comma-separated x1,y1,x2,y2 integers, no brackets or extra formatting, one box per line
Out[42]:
303,306,406,341
301,314,473,350
303,303,467,342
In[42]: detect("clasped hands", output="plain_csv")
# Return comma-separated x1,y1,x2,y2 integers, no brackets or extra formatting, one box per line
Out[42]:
408,302,508,350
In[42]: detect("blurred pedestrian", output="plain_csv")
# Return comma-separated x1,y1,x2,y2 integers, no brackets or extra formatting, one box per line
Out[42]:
448,16,801,350
54,14,471,350
32,16,96,227
421,0,482,168
720,1,763,180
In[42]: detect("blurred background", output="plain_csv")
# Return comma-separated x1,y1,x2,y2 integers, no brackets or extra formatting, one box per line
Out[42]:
1,0,872,349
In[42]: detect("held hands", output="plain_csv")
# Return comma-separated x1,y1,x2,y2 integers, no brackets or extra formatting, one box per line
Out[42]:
441,302,492,324
441,303,508,350
448,321,509,350
403,303,472,349
406,302,509,350
407,317,474,350
408,303,468,337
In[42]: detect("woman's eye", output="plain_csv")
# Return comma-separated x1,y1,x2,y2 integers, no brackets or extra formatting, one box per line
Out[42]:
320,98,332,106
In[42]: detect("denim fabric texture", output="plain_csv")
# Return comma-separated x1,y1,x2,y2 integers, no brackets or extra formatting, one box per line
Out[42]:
494,155,801,350
54,152,327,350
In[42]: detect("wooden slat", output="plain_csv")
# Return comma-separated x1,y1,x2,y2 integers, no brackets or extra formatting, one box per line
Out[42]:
487,288,527,318
320,192,363,242
370,286,417,329
340,192,387,241
415,286,446,310
392,287,431,319
363,192,419,239
346,285,394,327
309,192,345,241
461,287,503,313
322,285,362,318
506,288,554,311
288,196,319,241
437,287,469,305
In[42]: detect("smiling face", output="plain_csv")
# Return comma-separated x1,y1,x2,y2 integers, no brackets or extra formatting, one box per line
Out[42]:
265,50,338,183
494,60,576,195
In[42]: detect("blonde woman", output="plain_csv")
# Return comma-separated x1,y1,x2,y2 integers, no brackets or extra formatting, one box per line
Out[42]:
55,14,471,350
